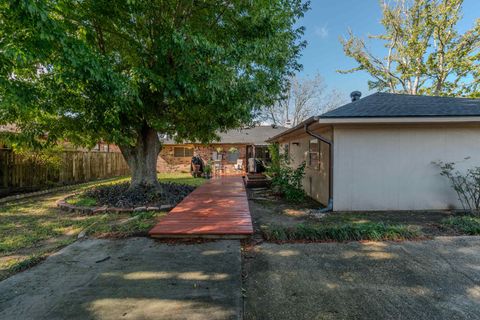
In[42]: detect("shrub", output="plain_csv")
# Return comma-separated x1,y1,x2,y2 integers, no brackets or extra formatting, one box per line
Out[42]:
267,143,282,174
261,222,420,242
433,160,480,215
270,162,306,203
442,216,480,235
267,143,306,202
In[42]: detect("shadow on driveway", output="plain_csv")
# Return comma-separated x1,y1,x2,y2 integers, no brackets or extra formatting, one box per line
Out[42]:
0,238,242,320
244,236,480,320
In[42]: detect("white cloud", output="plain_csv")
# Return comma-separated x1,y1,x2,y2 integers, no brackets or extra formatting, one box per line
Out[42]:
314,25,329,39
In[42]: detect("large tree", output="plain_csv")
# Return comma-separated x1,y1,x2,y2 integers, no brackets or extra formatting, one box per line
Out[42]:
0,0,308,189
339,0,480,96
261,73,347,127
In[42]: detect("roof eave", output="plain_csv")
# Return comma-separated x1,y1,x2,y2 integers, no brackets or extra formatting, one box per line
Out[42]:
266,116,319,143
318,116,480,124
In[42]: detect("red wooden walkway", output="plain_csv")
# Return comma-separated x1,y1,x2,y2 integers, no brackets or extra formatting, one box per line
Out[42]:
149,177,253,238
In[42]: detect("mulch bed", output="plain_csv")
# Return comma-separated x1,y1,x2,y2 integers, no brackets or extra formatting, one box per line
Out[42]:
58,182,195,214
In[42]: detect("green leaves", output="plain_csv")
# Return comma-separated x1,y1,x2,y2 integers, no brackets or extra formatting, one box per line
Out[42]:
1,0,309,147
339,0,480,96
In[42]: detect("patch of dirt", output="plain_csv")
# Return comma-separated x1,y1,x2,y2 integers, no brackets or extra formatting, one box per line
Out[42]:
247,188,321,230
247,187,464,237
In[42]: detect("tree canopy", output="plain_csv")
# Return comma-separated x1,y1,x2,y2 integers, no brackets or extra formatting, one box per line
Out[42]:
0,0,309,186
339,0,480,96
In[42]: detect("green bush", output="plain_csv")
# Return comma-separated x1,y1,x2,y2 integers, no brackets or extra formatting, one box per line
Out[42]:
261,222,420,242
270,162,306,202
267,143,282,174
267,143,306,202
442,216,480,235
433,160,480,215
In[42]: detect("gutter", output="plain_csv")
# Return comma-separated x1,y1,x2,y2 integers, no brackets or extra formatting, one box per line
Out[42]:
304,118,334,212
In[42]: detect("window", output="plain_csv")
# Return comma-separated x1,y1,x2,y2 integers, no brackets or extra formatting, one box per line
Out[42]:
251,146,271,164
227,149,240,163
185,148,194,157
174,147,194,157
309,139,319,169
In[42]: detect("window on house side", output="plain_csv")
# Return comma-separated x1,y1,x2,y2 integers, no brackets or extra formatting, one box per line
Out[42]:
309,139,319,170
174,147,194,157
184,147,194,157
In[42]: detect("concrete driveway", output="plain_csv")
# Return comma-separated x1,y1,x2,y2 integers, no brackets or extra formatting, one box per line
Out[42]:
244,236,480,320
0,238,242,320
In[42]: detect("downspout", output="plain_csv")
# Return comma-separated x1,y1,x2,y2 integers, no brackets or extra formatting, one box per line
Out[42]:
304,118,334,212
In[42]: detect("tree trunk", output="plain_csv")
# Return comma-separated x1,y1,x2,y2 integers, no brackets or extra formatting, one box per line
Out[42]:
119,124,161,190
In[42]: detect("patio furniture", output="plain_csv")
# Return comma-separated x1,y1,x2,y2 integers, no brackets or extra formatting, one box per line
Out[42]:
213,160,224,176
234,159,243,171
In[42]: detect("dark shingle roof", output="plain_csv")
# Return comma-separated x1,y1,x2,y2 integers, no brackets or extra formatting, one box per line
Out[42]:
320,92,480,118
161,125,288,145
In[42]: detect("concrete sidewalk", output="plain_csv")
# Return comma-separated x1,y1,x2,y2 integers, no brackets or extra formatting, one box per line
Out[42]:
0,238,242,320
244,236,480,320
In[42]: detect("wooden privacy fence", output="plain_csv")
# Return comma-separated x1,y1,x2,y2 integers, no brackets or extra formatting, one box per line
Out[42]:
0,149,130,196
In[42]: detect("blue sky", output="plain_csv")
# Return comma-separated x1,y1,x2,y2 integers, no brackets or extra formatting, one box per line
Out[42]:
297,0,480,97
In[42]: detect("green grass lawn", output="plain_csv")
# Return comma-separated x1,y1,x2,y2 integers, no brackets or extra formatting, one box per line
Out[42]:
0,172,205,280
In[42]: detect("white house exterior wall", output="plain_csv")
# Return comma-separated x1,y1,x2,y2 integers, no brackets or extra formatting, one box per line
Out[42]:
333,124,480,211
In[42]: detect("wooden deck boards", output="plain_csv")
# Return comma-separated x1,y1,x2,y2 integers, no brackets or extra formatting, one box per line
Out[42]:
149,177,253,238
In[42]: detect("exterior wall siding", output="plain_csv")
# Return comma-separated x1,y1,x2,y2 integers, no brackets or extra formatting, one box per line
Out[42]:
277,127,331,206
333,125,480,211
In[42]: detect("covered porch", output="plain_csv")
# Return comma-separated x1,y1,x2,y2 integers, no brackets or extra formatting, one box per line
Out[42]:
157,143,272,176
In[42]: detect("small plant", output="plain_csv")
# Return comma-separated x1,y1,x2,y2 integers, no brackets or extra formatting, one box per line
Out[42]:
442,216,480,235
261,222,420,242
204,162,212,179
433,160,480,215
270,162,306,203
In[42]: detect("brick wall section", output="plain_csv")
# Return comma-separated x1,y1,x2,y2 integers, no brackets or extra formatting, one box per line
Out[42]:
157,144,247,175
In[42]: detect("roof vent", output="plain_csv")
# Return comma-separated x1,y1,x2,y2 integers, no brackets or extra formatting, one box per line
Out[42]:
271,124,277,129
350,91,362,102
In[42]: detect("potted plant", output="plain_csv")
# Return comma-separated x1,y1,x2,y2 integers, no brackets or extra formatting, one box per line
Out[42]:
204,162,212,179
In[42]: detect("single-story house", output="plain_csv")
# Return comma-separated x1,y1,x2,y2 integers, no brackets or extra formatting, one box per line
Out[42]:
267,92,480,211
157,125,287,175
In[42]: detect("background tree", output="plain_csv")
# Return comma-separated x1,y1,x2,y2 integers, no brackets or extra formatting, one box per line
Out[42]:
262,73,347,127
339,0,480,96
0,0,309,189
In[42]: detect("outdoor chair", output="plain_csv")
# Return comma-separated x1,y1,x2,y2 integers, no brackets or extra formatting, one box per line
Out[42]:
234,159,243,171
213,160,224,176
